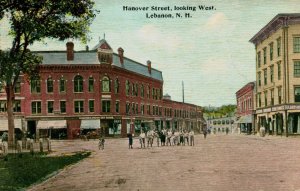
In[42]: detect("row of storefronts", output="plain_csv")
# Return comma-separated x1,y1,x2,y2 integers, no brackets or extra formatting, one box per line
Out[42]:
0,39,204,139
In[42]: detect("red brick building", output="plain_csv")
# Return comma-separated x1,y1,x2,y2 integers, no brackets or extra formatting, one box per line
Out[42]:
0,39,204,139
235,82,255,134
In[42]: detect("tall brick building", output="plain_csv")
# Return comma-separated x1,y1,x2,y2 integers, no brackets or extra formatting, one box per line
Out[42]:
0,39,204,139
250,14,300,136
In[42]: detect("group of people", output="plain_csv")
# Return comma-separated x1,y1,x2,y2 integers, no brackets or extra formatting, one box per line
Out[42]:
128,129,196,149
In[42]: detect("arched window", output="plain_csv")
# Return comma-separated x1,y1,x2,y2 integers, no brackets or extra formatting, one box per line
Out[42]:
102,76,110,92
60,77,66,92
47,77,53,93
74,75,83,92
114,78,119,94
125,80,130,96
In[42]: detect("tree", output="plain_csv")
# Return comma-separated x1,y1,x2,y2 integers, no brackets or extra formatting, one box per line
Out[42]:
0,0,97,146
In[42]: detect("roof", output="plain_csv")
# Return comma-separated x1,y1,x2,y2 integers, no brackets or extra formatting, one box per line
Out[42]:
250,13,300,45
35,49,163,81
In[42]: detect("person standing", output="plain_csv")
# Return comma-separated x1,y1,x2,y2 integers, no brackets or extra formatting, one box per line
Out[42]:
203,128,207,139
128,133,133,149
189,130,195,146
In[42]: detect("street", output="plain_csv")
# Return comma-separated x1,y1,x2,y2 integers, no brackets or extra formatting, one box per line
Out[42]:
27,134,300,191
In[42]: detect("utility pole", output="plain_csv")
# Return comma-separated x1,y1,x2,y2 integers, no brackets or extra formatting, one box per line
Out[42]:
182,81,184,103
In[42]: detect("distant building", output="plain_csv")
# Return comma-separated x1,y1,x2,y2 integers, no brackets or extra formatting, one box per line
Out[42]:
250,13,300,136
0,39,204,139
206,116,235,134
235,82,255,134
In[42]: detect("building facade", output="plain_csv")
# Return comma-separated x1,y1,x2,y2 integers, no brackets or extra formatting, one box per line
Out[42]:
250,13,300,136
235,82,255,134
0,40,204,139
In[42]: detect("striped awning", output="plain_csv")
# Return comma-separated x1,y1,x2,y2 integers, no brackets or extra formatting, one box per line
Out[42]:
37,120,67,129
0,119,22,131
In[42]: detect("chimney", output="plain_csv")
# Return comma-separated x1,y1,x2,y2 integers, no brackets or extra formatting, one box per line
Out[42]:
118,47,124,64
147,60,151,74
66,42,74,61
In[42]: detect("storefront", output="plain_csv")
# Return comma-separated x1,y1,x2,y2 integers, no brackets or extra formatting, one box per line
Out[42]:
37,120,67,139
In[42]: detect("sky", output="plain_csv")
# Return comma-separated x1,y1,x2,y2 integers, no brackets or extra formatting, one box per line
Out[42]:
0,0,300,107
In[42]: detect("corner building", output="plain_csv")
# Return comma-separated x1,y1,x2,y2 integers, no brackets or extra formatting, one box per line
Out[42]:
0,40,203,139
250,14,300,136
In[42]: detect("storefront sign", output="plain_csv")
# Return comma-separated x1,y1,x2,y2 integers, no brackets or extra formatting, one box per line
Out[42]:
271,106,285,112
256,109,263,114
285,105,300,110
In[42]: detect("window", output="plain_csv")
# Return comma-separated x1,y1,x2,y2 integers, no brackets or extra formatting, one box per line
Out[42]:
277,37,281,57
74,75,83,92
102,100,111,112
135,103,138,114
132,102,135,114
116,101,120,113
89,100,94,112
264,91,268,106
258,72,261,86
60,101,66,113
135,84,138,96
258,93,261,108
47,101,54,113
0,101,6,112
264,69,267,85
13,100,21,112
141,104,144,115
278,87,282,104
132,83,135,96
102,76,110,92
270,43,273,61
126,102,130,114
141,84,144,97
14,77,21,93
31,79,41,93
125,80,130,96
257,51,261,68
277,61,281,80
293,36,300,53
114,79,119,94
47,78,53,93
295,87,300,102
147,104,150,115
270,65,274,83
74,100,84,113
88,77,94,92
263,47,267,65
147,86,150,99
270,89,274,106
152,88,155,99
59,77,66,92
294,61,300,77
31,101,41,114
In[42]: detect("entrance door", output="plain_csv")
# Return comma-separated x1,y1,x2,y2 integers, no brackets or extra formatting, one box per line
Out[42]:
27,120,36,139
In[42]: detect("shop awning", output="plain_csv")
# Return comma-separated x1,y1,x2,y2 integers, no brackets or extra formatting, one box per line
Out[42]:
0,119,22,131
80,119,100,129
236,115,253,124
37,120,66,129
